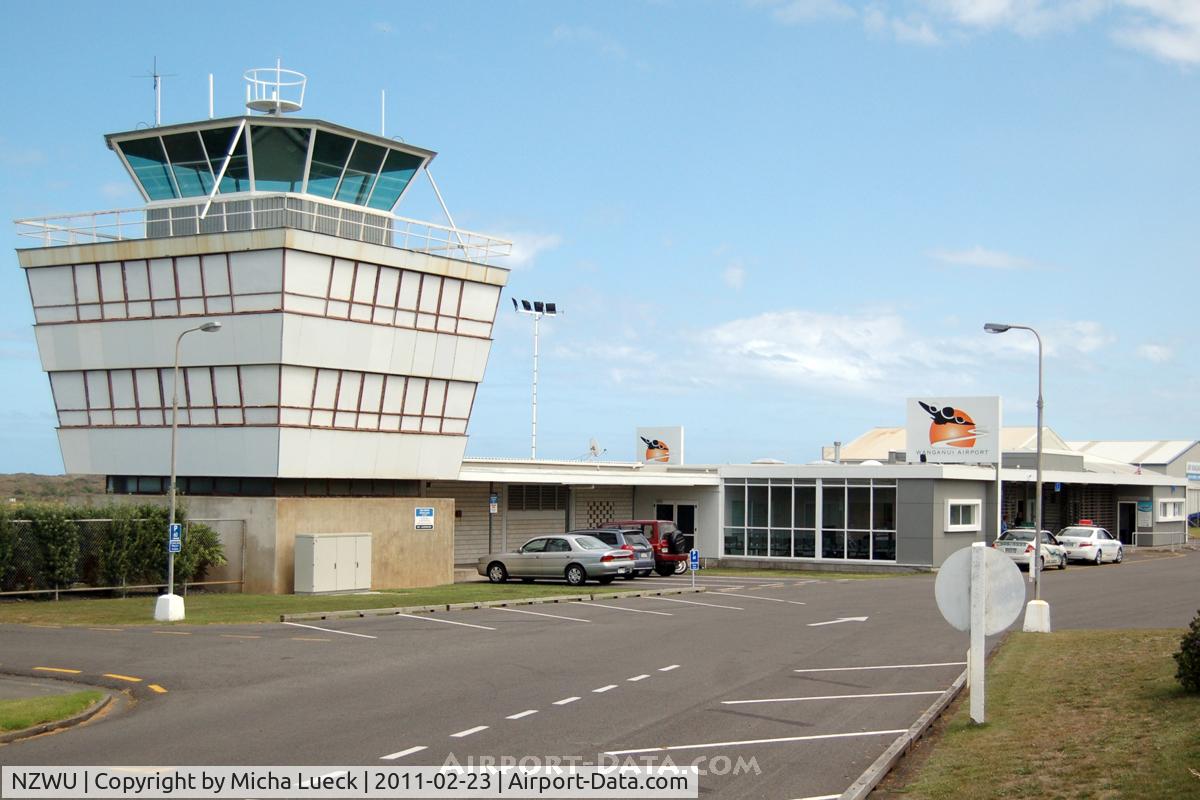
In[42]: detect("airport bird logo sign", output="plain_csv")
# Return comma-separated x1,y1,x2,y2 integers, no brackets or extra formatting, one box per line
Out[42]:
918,401,980,449
906,396,1000,465
641,436,670,463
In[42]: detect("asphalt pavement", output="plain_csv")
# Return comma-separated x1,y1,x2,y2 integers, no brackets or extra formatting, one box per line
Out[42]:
0,548,1196,799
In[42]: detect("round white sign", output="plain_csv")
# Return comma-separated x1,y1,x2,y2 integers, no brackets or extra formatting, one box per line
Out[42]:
934,545,1025,636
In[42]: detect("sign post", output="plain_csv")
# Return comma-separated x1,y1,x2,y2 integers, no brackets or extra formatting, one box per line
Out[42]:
688,548,699,589
935,543,1024,724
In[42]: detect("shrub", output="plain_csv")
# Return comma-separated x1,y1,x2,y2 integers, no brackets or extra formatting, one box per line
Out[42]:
97,504,138,587
30,507,80,589
1175,609,1200,693
173,522,227,585
0,507,14,587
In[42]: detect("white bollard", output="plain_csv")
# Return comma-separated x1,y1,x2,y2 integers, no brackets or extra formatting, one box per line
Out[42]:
969,542,987,724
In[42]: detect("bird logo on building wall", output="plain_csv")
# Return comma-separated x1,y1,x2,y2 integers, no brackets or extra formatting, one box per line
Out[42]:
641,436,670,463
918,401,981,448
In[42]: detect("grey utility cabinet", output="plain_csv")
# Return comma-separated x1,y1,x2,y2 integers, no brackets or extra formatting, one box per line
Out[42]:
294,533,372,594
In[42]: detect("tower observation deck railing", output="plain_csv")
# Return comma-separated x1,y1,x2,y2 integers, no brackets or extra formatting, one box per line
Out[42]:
14,193,512,266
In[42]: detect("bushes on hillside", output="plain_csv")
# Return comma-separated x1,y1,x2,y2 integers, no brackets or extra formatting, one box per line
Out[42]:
1175,609,1200,693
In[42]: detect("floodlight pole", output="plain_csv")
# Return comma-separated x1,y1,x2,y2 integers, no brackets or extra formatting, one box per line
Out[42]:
985,321,1049,632
531,310,540,459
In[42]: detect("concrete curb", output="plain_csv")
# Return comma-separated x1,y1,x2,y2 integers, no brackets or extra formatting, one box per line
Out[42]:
840,668,968,800
280,586,707,622
0,692,113,744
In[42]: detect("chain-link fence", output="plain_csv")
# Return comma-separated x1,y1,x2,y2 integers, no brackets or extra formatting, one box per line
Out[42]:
0,517,244,598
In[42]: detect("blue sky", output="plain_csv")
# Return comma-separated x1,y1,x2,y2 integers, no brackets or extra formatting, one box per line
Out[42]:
2,1,1198,473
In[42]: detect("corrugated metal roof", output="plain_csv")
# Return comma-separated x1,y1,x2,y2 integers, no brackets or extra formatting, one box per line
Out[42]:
832,426,1068,461
1065,440,1197,466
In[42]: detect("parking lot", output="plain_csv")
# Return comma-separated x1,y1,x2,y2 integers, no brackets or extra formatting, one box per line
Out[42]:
1,550,1196,798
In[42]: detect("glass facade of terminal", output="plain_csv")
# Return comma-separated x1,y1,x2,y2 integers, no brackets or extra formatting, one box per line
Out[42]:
723,478,897,561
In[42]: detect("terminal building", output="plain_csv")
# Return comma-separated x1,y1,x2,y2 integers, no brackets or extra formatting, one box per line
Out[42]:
14,67,1193,593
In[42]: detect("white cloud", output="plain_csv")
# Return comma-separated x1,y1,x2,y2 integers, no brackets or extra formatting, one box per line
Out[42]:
100,181,135,200
1137,343,1173,362
927,245,1034,269
551,24,629,61
924,0,1105,36
865,5,942,44
723,262,747,290
1112,0,1200,65
983,319,1116,357
502,231,563,268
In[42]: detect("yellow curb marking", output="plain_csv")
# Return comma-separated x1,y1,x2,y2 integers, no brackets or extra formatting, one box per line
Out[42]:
290,637,331,642
148,684,168,694
103,673,143,683
34,667,82,674
219,634,262,639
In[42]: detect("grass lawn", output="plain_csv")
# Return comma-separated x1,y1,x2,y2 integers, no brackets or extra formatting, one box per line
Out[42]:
1189,525,1199,541
0,690,104,732
0,581,647,626
895,630,1200,799
702,567,917,580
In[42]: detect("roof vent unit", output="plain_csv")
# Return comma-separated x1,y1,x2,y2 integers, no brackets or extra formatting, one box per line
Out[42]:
245,61,306,114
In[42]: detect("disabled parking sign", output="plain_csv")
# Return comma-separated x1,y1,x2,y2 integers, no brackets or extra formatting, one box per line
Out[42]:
689,548,699,571
168,523,182,553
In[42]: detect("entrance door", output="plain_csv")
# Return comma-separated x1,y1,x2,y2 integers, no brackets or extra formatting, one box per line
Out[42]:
655,503,697,549
1117,502,1136,546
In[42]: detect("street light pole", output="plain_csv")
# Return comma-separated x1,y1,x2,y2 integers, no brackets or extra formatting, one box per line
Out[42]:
155,320,222,622
512,299,559,460
985,321,1050,632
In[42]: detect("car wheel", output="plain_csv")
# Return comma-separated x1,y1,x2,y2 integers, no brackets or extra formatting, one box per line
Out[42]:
637,570,652,578
622,574,637,580
1094,548,1103,565
565,564,587,586
673,560,688,575
1059,553,1067,570
487,562,508,583
655,563,674,577
598,576,616,585
521,578,534,583
1115,548,1123,563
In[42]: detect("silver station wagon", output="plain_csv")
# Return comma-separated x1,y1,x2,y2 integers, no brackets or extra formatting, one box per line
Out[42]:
477,534,636,586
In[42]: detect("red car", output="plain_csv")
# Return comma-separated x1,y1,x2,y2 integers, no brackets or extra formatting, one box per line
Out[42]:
603,519,692,576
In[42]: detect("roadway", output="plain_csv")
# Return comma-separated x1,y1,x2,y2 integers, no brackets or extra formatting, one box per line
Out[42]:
0,548,1196,799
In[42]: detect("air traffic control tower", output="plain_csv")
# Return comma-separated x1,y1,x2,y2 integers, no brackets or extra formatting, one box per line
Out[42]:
16,66,511,489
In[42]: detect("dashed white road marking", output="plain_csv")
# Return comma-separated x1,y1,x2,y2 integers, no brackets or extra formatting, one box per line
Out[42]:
282,621,377,639
652,596,744,611
394,614,497,631
593,684,618,693
587,603,672,617
553,696,581,706
627,674,650,682
658,664,681,672
715,592,806,605
490,606,592,623
381,746,427,760
760,583,786,588
794,661,967,673
506,710,539,720
605,729,908,755
451,725,489,738
722,690,945,705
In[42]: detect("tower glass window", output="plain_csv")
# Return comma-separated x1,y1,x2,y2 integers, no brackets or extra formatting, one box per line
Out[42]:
250,125,310,192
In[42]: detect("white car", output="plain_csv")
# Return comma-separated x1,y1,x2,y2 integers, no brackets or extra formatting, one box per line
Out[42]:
1056,522,1124,564
993,528,1068,571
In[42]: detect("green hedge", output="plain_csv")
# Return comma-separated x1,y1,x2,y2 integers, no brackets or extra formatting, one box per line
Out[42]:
0,501,226,592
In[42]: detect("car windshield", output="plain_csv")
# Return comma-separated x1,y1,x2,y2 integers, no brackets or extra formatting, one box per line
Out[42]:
574,536,610,550
999,531,1034,542
1058,527,1094,538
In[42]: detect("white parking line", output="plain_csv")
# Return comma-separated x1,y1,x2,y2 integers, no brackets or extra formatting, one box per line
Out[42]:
605,729,907,755
658,664,681,672
761,583,785,588
722,690,945,705
490,606,592,623
652,596,744,611
553,696,581,706
593,684,618,693
790,794,841,800
588,603,673,616
627,674,650,682
451,725,489,738
506,710,539,720
281,622,378,639
394,614,497,631
794,661,966,673
715,592,806,605
381,746,427,760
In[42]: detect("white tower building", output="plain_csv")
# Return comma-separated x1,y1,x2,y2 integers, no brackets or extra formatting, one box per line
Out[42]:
16,67,511,493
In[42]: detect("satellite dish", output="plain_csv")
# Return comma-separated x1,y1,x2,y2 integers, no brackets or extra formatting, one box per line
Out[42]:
588,438,606,459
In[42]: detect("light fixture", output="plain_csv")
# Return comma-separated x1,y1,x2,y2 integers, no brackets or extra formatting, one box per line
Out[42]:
512,298,560,459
